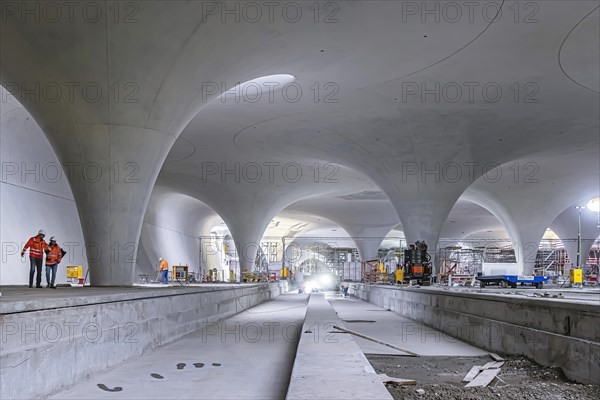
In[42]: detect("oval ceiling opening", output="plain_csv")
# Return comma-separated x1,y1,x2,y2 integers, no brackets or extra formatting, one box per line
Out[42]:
217,74,296,104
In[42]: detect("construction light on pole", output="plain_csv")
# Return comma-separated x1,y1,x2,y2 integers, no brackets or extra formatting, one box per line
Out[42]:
575,205,585,268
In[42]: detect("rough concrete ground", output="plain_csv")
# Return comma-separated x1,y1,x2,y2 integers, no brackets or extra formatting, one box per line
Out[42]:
367,355,600,400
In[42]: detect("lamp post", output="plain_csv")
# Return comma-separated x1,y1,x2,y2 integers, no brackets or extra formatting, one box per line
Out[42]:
575,206,585,268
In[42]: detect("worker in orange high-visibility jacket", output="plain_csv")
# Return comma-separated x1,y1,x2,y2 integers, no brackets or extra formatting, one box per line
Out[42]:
44,236,64,289
21,230,48,288
159,258,169,284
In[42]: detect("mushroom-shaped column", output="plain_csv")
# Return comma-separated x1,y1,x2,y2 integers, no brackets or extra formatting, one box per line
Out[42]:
1,4,267,285
2,24,178,285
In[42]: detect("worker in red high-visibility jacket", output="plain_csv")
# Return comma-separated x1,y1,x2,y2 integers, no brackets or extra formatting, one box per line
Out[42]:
21,230,49,288
44,236,64,289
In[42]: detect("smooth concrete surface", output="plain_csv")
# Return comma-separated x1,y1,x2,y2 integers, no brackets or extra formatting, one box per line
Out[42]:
0,88,87,285
3,2,598,286
327,296,487,357
0,284,281,314
352,284,600,385
50,294,308,400
0,283,286,399
286,293,393,400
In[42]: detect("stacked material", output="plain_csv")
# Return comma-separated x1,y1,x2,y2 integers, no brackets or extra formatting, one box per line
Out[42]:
462,353,505,388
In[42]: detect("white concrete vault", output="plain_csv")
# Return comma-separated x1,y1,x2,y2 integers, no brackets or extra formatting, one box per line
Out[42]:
138,186,225,278
280,196,400,261
550,200,600,267
1,1,598,286
440,199,508,240
463,149,600,274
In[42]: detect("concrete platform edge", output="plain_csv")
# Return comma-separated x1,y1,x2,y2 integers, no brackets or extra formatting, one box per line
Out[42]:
352,284,600,385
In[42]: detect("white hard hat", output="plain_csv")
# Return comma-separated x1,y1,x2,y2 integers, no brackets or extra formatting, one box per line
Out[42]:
38,230,46,236
159,258,163,261
49,236,56,242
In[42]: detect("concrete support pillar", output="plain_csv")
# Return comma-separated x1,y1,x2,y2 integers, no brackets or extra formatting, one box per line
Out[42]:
342,224,395,262
217,204,277,280
394,200,455,274
65,126,174,285
353,239,383,262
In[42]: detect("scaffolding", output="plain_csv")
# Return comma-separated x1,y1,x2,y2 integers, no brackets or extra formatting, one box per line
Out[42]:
438,246,483,283
362,259,390,284
280,236,404,282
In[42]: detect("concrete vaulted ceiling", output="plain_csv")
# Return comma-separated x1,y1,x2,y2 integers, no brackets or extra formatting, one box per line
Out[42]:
1,1,598,284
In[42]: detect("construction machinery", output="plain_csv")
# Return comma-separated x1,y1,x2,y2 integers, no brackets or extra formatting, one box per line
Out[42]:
402,241,432,285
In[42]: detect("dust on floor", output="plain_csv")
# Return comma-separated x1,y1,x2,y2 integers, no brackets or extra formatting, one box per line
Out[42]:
366,354,600,400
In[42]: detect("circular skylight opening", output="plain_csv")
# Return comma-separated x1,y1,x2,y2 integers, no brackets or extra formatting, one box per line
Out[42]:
587,197,600,212
218,74,296,104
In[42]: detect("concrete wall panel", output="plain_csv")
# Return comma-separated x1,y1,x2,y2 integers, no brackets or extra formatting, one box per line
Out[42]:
0,284,286,399
352,284,599,385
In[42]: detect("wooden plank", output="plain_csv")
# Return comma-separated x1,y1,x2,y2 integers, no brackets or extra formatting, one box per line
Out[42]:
481,361,497,369
480,361,504,369
378,374,417,386
465,368,500,387
490,353,504,362
462,366,483,382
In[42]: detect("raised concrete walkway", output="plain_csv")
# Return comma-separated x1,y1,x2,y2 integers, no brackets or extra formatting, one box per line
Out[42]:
50,293,308,399
327,295,487,356
286,293,393,400
0,284,275,314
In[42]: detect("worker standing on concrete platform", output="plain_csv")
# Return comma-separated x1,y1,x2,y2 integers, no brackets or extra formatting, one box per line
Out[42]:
44,237,64,289
159,258,169,284
21,230,48,288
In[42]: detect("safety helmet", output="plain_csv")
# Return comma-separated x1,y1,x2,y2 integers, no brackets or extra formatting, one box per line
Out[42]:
49,236,56,242
159,258,163,261
38,230,46,236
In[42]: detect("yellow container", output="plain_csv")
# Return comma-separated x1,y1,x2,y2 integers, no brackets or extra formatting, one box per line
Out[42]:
67,266,83,278
395,269,404,283
570,268,583,284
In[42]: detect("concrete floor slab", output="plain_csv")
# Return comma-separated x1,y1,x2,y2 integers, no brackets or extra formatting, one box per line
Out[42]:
0,284,275,314
50,294,308,400
327,296,487,357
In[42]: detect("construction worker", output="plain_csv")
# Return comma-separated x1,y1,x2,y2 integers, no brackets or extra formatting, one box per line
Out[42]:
44,237,64,289
159,258,169,284
21,230,48,288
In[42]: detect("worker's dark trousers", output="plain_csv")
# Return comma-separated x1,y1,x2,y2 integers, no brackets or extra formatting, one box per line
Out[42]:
29,257,43,287
46,264,57,286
